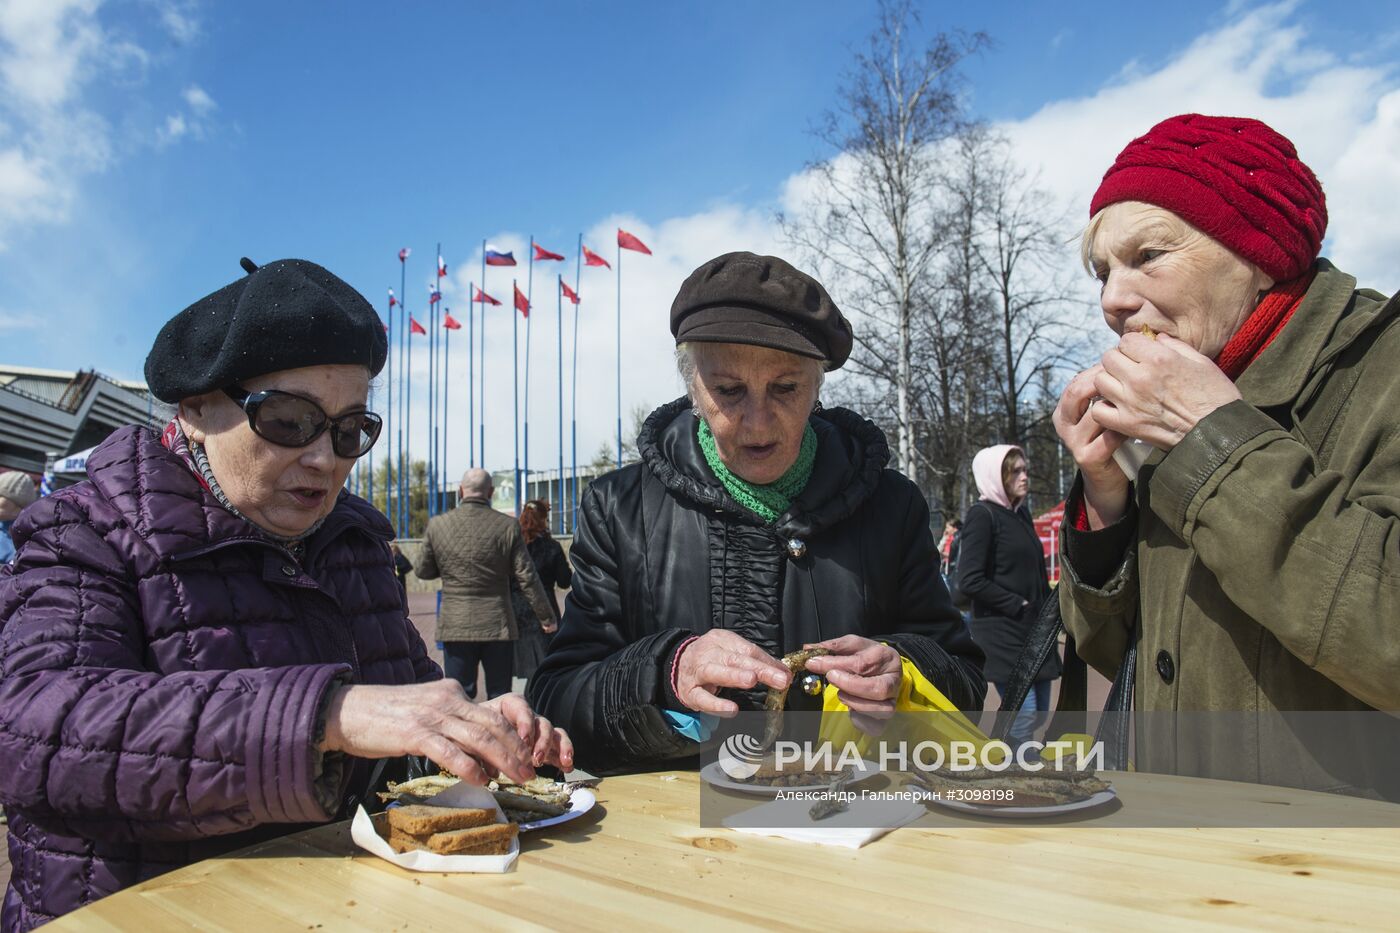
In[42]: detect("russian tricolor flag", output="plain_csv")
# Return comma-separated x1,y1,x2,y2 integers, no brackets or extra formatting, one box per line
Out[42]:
485,245,517,266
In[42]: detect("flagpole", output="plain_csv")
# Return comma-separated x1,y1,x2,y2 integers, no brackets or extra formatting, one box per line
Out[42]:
442,306,450,513
480,240,487,476
393,293,400,531
434,243,444,516
524,236,534,510
512,277,521,517
380,287,392,512
383,292,389,515
468,283,475,470
571,232,582,535
616,241,623,469
399,253,408,535
431,254,438,517
556,274,565,536
426,268,435,520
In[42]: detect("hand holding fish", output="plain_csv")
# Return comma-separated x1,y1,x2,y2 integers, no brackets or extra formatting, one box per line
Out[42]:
672,629,792,715
801,635,903,717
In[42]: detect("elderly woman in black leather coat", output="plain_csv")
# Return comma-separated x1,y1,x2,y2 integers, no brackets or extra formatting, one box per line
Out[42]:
527,252,985,774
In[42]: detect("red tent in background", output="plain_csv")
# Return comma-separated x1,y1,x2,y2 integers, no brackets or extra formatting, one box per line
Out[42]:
1034,501,1066,584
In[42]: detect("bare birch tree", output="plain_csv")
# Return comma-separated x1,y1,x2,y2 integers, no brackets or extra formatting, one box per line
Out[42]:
780,0,986,483
958,130,1084,443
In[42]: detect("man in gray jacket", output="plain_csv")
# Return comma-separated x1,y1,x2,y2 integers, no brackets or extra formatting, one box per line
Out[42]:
417,469,555,699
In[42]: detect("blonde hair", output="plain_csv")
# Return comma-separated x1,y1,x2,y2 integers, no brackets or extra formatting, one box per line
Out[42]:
1079,211,1108,275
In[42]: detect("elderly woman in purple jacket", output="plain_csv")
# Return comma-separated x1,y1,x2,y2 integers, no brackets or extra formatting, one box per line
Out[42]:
0,258,571,931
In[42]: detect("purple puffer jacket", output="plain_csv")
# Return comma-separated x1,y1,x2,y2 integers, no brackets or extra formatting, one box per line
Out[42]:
0,426,440,931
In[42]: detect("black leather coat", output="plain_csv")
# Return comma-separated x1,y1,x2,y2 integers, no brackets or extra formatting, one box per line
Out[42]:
957,499,1060,685
526,398,987,775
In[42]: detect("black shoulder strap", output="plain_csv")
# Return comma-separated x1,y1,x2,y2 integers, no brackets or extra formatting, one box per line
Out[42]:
971,500,998,570
992,579,1136,769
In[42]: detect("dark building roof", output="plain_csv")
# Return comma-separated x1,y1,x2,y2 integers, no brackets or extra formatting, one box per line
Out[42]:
0,365,170,479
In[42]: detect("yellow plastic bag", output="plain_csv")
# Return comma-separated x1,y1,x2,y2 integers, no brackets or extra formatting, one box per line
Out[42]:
817,657,1002,761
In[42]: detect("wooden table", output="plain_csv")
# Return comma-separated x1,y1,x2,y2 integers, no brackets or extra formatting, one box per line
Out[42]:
51,772,1400,931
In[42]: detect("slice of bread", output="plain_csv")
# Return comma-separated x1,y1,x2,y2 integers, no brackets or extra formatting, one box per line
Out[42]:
426,821,518,855
387,829,429,854
387,804,497,836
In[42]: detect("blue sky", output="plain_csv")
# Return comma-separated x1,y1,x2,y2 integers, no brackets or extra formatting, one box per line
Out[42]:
2,0,1398,473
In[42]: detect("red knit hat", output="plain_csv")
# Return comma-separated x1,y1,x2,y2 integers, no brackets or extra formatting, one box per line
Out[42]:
1089,114,1327,281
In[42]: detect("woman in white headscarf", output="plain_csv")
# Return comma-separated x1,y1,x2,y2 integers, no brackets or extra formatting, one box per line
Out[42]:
957,445,1059,743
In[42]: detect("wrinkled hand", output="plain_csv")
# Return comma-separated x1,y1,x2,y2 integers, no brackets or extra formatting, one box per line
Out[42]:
1053,364,1130,528
801,635,903,719
320,681,538,784
1091,331,1241,450
481,693,573,771
672,629,792,716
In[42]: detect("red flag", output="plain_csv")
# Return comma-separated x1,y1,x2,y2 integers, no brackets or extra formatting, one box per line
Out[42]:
443,313,462,330
473,287,501,306
398,247,411,262
582,245,611,269
561,280,580,305
514,284,530,318
617,228,652,255
388,288,398,307
533,243,565,262
410,317,427,335
437,254,448,277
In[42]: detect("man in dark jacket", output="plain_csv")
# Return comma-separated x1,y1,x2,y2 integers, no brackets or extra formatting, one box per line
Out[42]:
417,469,554,700
527,252,985,775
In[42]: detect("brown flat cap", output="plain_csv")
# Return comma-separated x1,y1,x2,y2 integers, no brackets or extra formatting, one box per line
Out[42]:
669,252,852,370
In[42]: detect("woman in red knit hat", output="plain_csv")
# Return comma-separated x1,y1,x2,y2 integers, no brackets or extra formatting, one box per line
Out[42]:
1051,113,1400,799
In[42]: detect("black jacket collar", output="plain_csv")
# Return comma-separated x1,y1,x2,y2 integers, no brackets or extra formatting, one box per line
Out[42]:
636,397,891,539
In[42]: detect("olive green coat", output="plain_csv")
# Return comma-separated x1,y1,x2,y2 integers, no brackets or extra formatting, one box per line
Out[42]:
1060,260,1400,795
416,500,554,642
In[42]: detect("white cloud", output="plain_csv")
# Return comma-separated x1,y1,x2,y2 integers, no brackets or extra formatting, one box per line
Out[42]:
154,0,199,44
0,308,40,331
0,0,104,109
156,85,216,147
156,112,187,145
0,0,201,247
183,84,214,115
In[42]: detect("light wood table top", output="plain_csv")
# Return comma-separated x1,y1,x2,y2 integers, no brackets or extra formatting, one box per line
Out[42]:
51,771,1400,931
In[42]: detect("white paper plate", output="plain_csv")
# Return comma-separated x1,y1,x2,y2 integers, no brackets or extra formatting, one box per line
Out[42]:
926,786,1117,819
515,788,596,832
700,759,883,797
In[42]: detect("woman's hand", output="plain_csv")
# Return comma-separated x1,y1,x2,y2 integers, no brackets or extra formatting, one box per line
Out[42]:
481,693,574,771
319,681,539,784
672,629,792,715
1091,331,1241,450
801,635,903,722
1053,364,1130,528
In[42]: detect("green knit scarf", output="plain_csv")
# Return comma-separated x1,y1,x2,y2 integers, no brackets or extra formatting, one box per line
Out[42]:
697,419,818,523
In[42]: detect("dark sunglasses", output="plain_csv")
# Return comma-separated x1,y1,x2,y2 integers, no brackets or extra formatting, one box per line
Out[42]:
223,386,382,459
